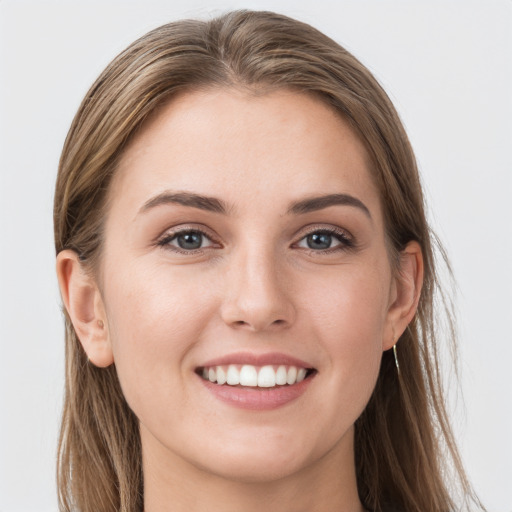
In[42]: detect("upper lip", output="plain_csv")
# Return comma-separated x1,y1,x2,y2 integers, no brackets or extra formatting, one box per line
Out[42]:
198,351,315,369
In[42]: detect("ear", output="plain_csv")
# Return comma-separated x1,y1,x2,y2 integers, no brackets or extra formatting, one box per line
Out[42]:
383,241,424,351
56,250,114,367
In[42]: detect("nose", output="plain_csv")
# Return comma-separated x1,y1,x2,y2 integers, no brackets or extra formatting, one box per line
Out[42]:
220,245,296,332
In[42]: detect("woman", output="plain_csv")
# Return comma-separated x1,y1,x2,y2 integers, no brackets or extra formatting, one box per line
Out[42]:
54,10,484,512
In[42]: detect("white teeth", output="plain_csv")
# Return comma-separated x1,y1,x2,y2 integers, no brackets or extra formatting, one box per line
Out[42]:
216,366,227,385
226,365,240,385
240,365,258,386
286,366,297,385
275,365,287,385
200,364,312,387
257,365,276,387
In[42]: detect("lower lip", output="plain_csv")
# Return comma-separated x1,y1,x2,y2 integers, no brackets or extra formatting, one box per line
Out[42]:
198,374,316,410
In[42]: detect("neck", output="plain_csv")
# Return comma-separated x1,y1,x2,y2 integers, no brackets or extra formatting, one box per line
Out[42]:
142,425,365,512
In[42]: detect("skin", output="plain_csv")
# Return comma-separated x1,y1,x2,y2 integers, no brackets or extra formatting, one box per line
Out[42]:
57,88,422,512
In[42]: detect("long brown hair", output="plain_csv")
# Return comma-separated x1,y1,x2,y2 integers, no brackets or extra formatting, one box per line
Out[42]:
54,10,483,512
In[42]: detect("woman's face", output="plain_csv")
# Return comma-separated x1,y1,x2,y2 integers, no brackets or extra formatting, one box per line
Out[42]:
99,88,400,482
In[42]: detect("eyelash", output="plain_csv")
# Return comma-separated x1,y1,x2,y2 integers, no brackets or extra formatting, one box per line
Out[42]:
295,227,355,254
156,227,218,255
156,226,355,255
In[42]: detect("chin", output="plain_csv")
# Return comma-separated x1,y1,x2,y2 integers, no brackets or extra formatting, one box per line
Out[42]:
182,422,348,484
197,446,311,484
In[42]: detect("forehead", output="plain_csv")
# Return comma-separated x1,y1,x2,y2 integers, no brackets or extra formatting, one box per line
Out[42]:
112,88,381,219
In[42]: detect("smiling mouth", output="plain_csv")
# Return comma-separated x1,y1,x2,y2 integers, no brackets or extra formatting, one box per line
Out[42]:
196,364,317,388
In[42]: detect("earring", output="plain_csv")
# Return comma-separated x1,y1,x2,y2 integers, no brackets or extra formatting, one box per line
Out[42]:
392,343,400,375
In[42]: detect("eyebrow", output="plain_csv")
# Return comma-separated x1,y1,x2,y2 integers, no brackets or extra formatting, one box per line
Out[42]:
287,193,371,219
139,191,229,215
139,191,371,219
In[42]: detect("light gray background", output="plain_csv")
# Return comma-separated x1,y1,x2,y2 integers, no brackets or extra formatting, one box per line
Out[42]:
0,1,511,511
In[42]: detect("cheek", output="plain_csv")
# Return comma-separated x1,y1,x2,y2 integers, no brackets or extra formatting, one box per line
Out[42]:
297,263,390,400
102,260,218,410
300,261,390,343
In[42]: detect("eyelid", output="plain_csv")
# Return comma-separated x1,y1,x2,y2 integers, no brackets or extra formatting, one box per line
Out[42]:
294,224,353,242
154,223,355,255
292,224,355,252
156,224,222,253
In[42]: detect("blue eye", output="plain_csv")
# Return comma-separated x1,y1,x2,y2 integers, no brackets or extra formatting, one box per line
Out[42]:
158,230,215,251
296,229,352,251
157,227,352,254
175,232,203,250
305,232,333,250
